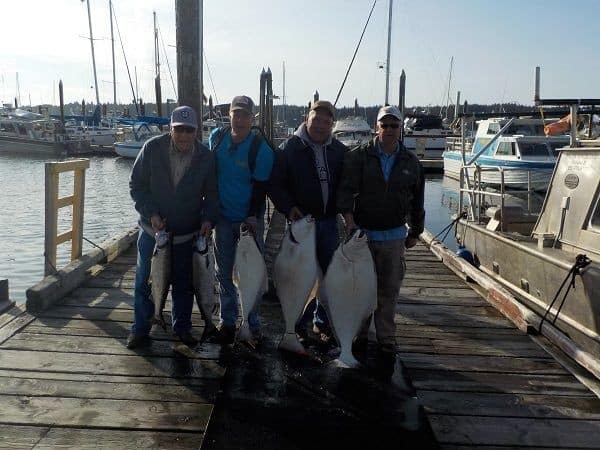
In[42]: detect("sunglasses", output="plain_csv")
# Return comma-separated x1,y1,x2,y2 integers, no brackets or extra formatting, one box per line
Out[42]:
380,123,400,129
173,125,196,133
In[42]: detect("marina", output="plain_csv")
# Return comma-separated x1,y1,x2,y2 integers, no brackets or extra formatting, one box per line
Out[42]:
1,0,599,448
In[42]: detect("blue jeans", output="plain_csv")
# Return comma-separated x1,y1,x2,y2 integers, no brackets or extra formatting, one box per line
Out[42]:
215,213,265,332
131,230,195,337
299,216,339,330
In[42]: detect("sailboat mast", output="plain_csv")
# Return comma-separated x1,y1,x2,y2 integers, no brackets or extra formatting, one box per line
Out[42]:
154,11,162,116
385,0,393,105
110,0,116,109
444,56,453,121
282,60,286,123
84,0,100,106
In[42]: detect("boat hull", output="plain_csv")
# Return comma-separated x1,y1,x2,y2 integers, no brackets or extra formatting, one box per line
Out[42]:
114,141,142,158
0,136,92,156
457,221,600,359
443,151,555,190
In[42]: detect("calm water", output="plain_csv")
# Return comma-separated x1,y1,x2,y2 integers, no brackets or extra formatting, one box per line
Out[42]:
0,153,460,302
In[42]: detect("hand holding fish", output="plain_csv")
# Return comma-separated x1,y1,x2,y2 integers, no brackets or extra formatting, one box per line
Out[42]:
405,236,418,249
343,212,356,235
151,214,166,232
199,220,213,237
245,216,258,236
288,206,304,221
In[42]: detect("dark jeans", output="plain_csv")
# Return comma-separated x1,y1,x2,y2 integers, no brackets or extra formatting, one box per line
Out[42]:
131,230,195,337
298,216,339,331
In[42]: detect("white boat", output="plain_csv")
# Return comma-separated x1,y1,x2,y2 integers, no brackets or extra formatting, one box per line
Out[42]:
64,121,118,147
443,117,570,190
333,116,373,149
403,114,458,160
114,122,163,158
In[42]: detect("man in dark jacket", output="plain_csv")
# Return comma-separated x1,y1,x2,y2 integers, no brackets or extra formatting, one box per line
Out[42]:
338,105,425,363
128,105,219,349
269,100,347,345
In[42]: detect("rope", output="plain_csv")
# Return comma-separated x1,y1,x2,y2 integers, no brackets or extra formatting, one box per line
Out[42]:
83,236,107,257
537,254,591,333
432,212,466,244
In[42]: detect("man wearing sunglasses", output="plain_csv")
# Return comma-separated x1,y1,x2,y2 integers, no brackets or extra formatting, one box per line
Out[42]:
128,105,219,349
337,105,425,371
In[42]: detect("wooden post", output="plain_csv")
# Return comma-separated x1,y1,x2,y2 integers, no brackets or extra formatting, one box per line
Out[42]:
175,0,203,126
44,159,90,276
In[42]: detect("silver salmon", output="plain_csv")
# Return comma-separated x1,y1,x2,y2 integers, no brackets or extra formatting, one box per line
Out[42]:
151,230,171,330
192,234,217,342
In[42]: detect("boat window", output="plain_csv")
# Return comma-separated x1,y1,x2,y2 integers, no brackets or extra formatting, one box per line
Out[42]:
548,142,565,156
507,124,537,136
519,142,550,156
496,141,515,156
486,123,500,135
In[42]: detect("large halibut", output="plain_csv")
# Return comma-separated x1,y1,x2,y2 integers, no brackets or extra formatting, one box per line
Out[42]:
274,216,318,354
322,229,376,367
233,226,267,343
192,234,218,342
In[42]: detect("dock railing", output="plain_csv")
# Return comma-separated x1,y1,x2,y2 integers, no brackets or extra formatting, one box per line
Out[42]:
44,159,90,276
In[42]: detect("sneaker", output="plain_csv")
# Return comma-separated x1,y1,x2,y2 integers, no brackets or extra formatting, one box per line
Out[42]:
176,332,199,347
126,334,151,349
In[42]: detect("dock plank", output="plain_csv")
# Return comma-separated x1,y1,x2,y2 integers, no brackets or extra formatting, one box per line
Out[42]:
428,415,600,448
33,428,204,450
0,424,50,450
0,349,225,379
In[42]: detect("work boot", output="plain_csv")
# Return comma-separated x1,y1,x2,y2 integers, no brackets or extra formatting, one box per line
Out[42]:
126,333,151,349
176,331,199,347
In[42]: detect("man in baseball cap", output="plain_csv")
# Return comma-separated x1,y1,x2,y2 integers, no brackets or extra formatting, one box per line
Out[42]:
127,104,218,349
337,104,424,374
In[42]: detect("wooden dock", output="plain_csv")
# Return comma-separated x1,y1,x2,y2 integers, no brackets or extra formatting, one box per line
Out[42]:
0,235,599,449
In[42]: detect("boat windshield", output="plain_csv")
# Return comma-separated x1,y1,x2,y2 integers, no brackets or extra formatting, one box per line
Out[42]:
519,142,551,157
506,124,545,136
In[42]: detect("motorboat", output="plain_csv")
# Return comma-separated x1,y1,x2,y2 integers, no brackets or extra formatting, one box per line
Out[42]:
64,120,118,147
114,122,163,158
0,109,92,156
443,117,570,190
403,113,458,160
453,102,600,378
333,116,373,149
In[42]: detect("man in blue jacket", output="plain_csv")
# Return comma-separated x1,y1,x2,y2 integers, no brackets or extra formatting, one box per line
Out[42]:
209,95,274,346
128,105,219,349
269,100,347,348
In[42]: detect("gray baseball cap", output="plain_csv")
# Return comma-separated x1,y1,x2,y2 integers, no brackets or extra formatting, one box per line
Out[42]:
376,105,402,122
171,105,198,128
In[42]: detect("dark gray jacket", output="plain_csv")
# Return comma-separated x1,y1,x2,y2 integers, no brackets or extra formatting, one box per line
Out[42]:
130,133,219,235
337,138,425,237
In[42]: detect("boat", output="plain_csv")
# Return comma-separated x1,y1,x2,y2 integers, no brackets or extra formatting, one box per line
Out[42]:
403,113,458,161
332,116,373,149
64,120,118,147
453,97,600,378
443,116,570,190
113,122,163,158
0,108,92,156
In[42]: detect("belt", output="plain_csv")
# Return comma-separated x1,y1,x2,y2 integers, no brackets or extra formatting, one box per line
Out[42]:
140,222,198,244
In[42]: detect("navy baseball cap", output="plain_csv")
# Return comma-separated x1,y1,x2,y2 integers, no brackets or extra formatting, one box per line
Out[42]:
230,95,254,114
171,105,198,128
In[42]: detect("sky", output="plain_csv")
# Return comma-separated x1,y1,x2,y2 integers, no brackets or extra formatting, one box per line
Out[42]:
1,0,598,109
